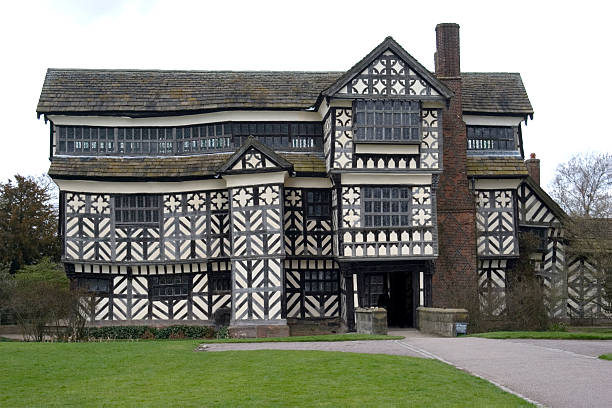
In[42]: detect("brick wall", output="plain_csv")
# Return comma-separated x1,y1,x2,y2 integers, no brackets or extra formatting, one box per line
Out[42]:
433,23,478,308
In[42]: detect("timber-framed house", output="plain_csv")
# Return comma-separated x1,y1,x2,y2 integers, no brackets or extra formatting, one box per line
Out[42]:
36,23,610,334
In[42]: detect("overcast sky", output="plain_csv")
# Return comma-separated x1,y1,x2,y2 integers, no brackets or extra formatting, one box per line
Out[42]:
1,0,609,191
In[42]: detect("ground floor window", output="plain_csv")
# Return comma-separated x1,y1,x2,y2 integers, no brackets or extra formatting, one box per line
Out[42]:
149,275,190,299
73,277,111,295
304,270,338,294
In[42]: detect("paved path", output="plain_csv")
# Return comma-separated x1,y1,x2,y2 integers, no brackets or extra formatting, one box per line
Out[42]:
205,332,612,408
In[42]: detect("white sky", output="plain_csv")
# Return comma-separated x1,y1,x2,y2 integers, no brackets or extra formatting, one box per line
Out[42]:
0,0,610,191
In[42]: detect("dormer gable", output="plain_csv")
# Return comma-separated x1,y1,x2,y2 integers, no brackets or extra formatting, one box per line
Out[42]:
218,136,293,175
323,37,453,100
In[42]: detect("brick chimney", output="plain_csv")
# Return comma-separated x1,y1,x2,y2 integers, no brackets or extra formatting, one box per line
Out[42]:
432,23,478,309
435,23,461,77
525,153,540,185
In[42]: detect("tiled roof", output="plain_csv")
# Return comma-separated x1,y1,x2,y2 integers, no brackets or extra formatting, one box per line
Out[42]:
37,69,342,114
37,69,532,116
466,156,529,177
462,73,533,116
48,152,326,180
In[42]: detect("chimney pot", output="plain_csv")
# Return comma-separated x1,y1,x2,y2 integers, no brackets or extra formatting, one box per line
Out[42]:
525,153,541,185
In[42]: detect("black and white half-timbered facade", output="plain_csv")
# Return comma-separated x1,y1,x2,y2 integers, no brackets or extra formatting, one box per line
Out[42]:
37,24,609,333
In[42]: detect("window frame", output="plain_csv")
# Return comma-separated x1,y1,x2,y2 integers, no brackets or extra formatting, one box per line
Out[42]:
149,274,191,300
467,125,517,151
304,189,332,220
362,186,413,228
114,194,161,227
352,100,422,144
303,270,339,295
210,272,231,294
72,276,111,295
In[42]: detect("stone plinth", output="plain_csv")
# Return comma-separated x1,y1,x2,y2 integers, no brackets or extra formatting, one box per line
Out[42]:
355,308,388,335
228,324,290,339
417,307,468,337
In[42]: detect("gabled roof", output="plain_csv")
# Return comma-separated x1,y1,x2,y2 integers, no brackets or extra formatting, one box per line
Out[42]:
522,176,567,221
462,73,533,117
321,36,453,100
217,136,293,174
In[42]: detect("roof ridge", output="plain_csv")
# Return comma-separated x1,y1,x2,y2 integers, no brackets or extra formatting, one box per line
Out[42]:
46,68,345,74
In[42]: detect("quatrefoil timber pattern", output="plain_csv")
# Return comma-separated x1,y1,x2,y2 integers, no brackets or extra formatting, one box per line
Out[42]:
339,186,437,258
338,51,440,97
219,136,293,174
64,190,230,264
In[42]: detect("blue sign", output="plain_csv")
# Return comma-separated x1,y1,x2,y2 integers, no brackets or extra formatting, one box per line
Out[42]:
455,323,468,335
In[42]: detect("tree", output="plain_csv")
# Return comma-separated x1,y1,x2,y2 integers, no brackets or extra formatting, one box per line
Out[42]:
0,175,60,273
549,152,611,218
6,258,86,341
550,152,612,316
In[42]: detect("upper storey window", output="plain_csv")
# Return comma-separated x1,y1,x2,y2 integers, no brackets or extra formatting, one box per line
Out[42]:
467,126,516,151
114,195,160,226
353,100,421,143
54,122,322,156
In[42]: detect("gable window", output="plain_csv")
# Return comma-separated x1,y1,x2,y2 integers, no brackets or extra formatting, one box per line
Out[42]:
149,275,191,300
304,270,339,295
305,190,331,219
363,186,411,227
114,195,160,226
353,100,421,143
467,126,515,151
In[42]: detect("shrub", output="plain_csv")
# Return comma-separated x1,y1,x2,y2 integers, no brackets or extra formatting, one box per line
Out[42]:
84,325,214,340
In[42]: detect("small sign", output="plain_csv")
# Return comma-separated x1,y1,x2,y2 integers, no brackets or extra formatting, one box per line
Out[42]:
455,322,468,335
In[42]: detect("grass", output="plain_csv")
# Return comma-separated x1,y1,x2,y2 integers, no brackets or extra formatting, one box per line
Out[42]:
200,333,404,343
599,353,612,361
0,341,533,407
470,330,612,340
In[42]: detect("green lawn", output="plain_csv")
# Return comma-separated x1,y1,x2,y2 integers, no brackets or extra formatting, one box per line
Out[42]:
201,333,404,343
470,331,612,340
0,341,533,407
599,353,612,361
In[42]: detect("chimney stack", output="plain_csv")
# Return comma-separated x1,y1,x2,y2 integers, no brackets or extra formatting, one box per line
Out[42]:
435,23,460,77
525,153,541,185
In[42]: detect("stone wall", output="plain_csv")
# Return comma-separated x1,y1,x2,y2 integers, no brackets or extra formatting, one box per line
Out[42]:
418,307,468,337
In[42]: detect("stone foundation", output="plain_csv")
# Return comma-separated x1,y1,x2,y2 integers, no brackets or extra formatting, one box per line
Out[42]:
418,307,468,337
228,324,290,338
287,318,346,336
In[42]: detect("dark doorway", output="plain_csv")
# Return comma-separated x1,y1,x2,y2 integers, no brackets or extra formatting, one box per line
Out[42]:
359,271,415,328
388,272,413,327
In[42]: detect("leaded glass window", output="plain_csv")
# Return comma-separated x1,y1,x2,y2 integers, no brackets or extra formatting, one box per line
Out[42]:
73,277,111,295
149,275,190,299
210,272,231,293
114,195,160,226
363,186,412,227
54,122,320,156
353,100,421,142
304,270,338,294
467,126,516,151
305,189,331,219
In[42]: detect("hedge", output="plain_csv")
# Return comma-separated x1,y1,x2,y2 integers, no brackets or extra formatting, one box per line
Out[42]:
84,325,217,340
